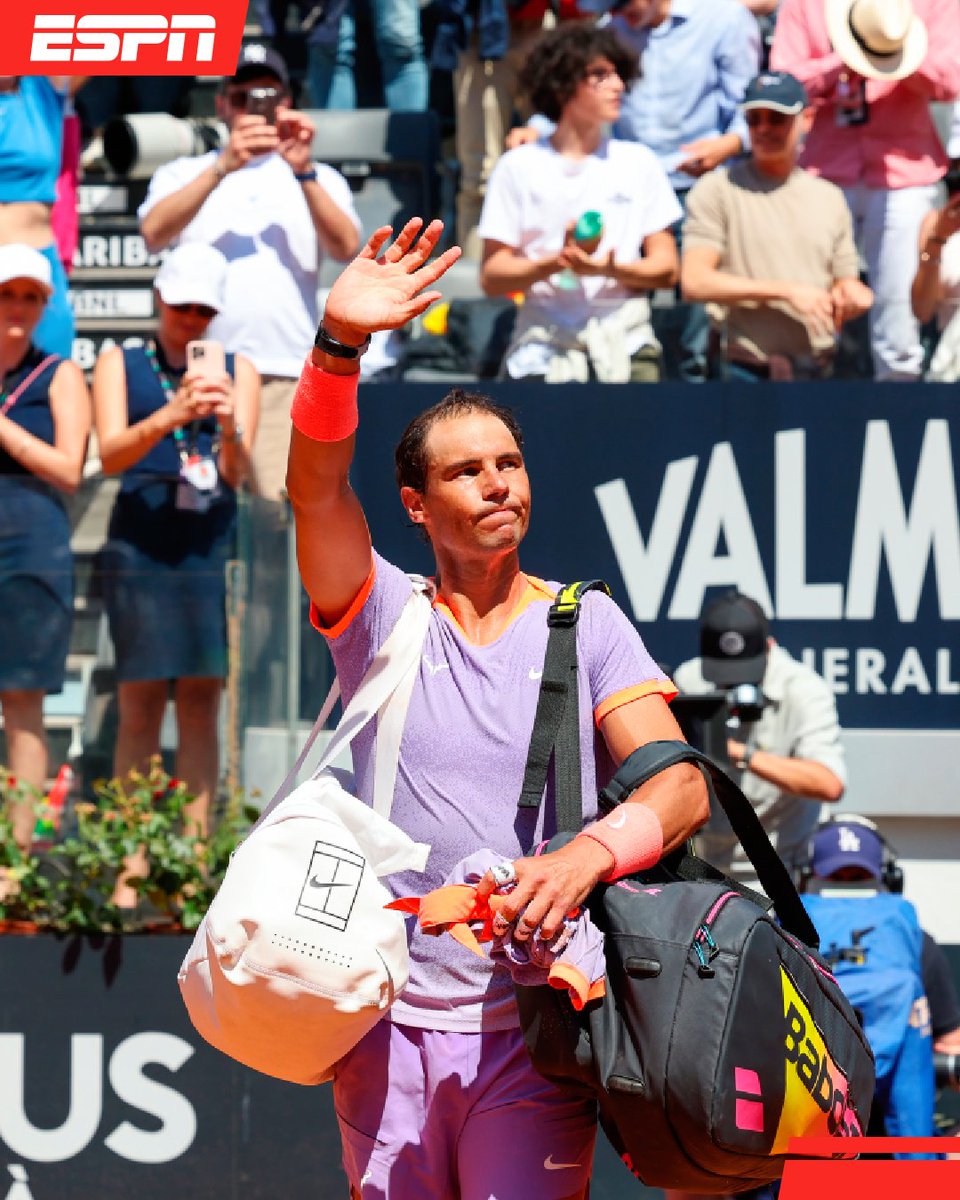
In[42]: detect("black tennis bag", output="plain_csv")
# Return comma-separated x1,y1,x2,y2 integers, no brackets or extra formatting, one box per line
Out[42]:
514,588,875,1194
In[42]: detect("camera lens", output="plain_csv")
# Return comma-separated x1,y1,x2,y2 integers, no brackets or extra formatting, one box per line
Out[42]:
103,114,227,178
725,683,766,723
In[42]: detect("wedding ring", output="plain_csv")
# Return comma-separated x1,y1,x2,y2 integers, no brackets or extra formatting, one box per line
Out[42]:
492,912,511,936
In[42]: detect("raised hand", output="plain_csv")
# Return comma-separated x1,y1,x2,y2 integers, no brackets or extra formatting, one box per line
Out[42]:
322,220,462,345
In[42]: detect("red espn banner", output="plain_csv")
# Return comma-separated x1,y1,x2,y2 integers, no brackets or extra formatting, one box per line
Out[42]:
781,1138,960,1199
1,1,247,76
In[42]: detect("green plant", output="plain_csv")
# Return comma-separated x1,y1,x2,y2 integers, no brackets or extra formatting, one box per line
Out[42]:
0,772,52,924
1,759,258,933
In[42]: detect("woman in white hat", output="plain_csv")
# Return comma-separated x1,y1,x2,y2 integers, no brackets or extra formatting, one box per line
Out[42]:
0,244,91,850
92,244,259,899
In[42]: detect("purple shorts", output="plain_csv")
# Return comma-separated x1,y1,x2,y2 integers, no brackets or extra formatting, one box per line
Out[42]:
333,1019,597,1199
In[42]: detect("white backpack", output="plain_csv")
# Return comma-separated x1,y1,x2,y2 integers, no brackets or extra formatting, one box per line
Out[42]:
178,584,432,1085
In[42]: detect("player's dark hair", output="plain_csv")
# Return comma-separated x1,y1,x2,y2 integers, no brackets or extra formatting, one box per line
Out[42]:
394,390,525,494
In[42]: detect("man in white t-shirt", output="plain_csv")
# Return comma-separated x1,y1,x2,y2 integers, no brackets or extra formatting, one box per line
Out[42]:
478,23,682,383
139,43,361,500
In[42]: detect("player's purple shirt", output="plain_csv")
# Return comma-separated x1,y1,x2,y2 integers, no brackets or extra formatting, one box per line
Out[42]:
317,552,675,1031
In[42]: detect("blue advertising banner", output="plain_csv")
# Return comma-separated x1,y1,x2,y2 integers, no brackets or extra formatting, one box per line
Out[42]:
349,381,960,732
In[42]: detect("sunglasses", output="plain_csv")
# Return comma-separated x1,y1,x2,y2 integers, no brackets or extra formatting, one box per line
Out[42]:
744,109,792,128
170,302,218,319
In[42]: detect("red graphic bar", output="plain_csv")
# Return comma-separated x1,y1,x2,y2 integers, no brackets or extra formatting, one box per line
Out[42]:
780,1138,959,1200
2,2,247,76
788,1137,953,1156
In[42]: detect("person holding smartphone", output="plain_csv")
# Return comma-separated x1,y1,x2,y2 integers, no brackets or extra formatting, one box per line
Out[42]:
92,244,259,904
138,43,361,504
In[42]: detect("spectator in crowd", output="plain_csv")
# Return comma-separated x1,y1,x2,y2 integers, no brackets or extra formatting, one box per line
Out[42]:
608,0,761,380
0,245,90,850
286,215,708,1200
139,44,360,503
92,244,258,901
433,0,577,259
673,589,846,887
681,71,873,382
507,0,760,379
479,23,681,383
0,75,88,358
770,0,960,381
911,190,960,381
308,0,428,111
802,818,938,1145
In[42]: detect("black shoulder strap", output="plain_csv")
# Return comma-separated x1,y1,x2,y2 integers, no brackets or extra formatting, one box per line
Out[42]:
517,581,610,834
599,740,820,946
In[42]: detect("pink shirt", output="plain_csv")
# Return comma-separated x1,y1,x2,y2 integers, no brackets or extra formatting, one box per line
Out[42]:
770,0,960,189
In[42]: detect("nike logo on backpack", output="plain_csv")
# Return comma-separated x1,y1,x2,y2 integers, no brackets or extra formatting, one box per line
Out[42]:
544,1155,581,1170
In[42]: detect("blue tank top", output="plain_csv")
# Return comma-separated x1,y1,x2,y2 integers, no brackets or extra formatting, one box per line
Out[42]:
0,78,65,205
120,343,236,492
0,345,61,478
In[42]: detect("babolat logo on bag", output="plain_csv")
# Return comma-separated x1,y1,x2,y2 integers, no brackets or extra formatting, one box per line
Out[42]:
773,968,864,1151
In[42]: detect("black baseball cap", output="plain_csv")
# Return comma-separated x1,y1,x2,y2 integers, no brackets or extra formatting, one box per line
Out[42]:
741,71,808,116
233,43,290,88
699,590,770,686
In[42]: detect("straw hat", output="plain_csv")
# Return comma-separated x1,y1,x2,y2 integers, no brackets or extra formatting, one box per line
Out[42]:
826,0,928,82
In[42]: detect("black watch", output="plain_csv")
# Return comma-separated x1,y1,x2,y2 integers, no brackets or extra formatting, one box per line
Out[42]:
313,324,372,359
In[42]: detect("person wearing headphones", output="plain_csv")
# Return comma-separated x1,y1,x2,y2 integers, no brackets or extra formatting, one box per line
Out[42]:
801,816,943,1151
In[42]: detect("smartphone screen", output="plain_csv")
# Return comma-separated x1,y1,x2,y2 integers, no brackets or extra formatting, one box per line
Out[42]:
246,86,280,125
186,340,226,379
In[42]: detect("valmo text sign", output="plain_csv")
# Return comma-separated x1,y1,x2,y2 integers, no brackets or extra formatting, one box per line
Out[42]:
4,3,246,75
350,382,960,732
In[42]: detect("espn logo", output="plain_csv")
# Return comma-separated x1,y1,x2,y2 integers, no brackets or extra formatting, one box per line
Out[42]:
4,4,245,75
31,14,216,64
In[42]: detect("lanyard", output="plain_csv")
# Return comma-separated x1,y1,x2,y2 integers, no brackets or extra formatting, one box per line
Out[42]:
0,351,60,417
143,340,202,465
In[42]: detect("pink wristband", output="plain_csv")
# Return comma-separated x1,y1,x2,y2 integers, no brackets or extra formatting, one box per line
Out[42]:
290,357,359,442
577,804,664,882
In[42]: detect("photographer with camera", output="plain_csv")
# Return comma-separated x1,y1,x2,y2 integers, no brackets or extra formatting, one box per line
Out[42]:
139,43,361,504
673,589,846,888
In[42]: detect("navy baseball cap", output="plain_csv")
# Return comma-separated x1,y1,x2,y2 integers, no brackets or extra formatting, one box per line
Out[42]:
699,590,769,686
233,43,290,88
741,71,808,115
811,821,884,880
